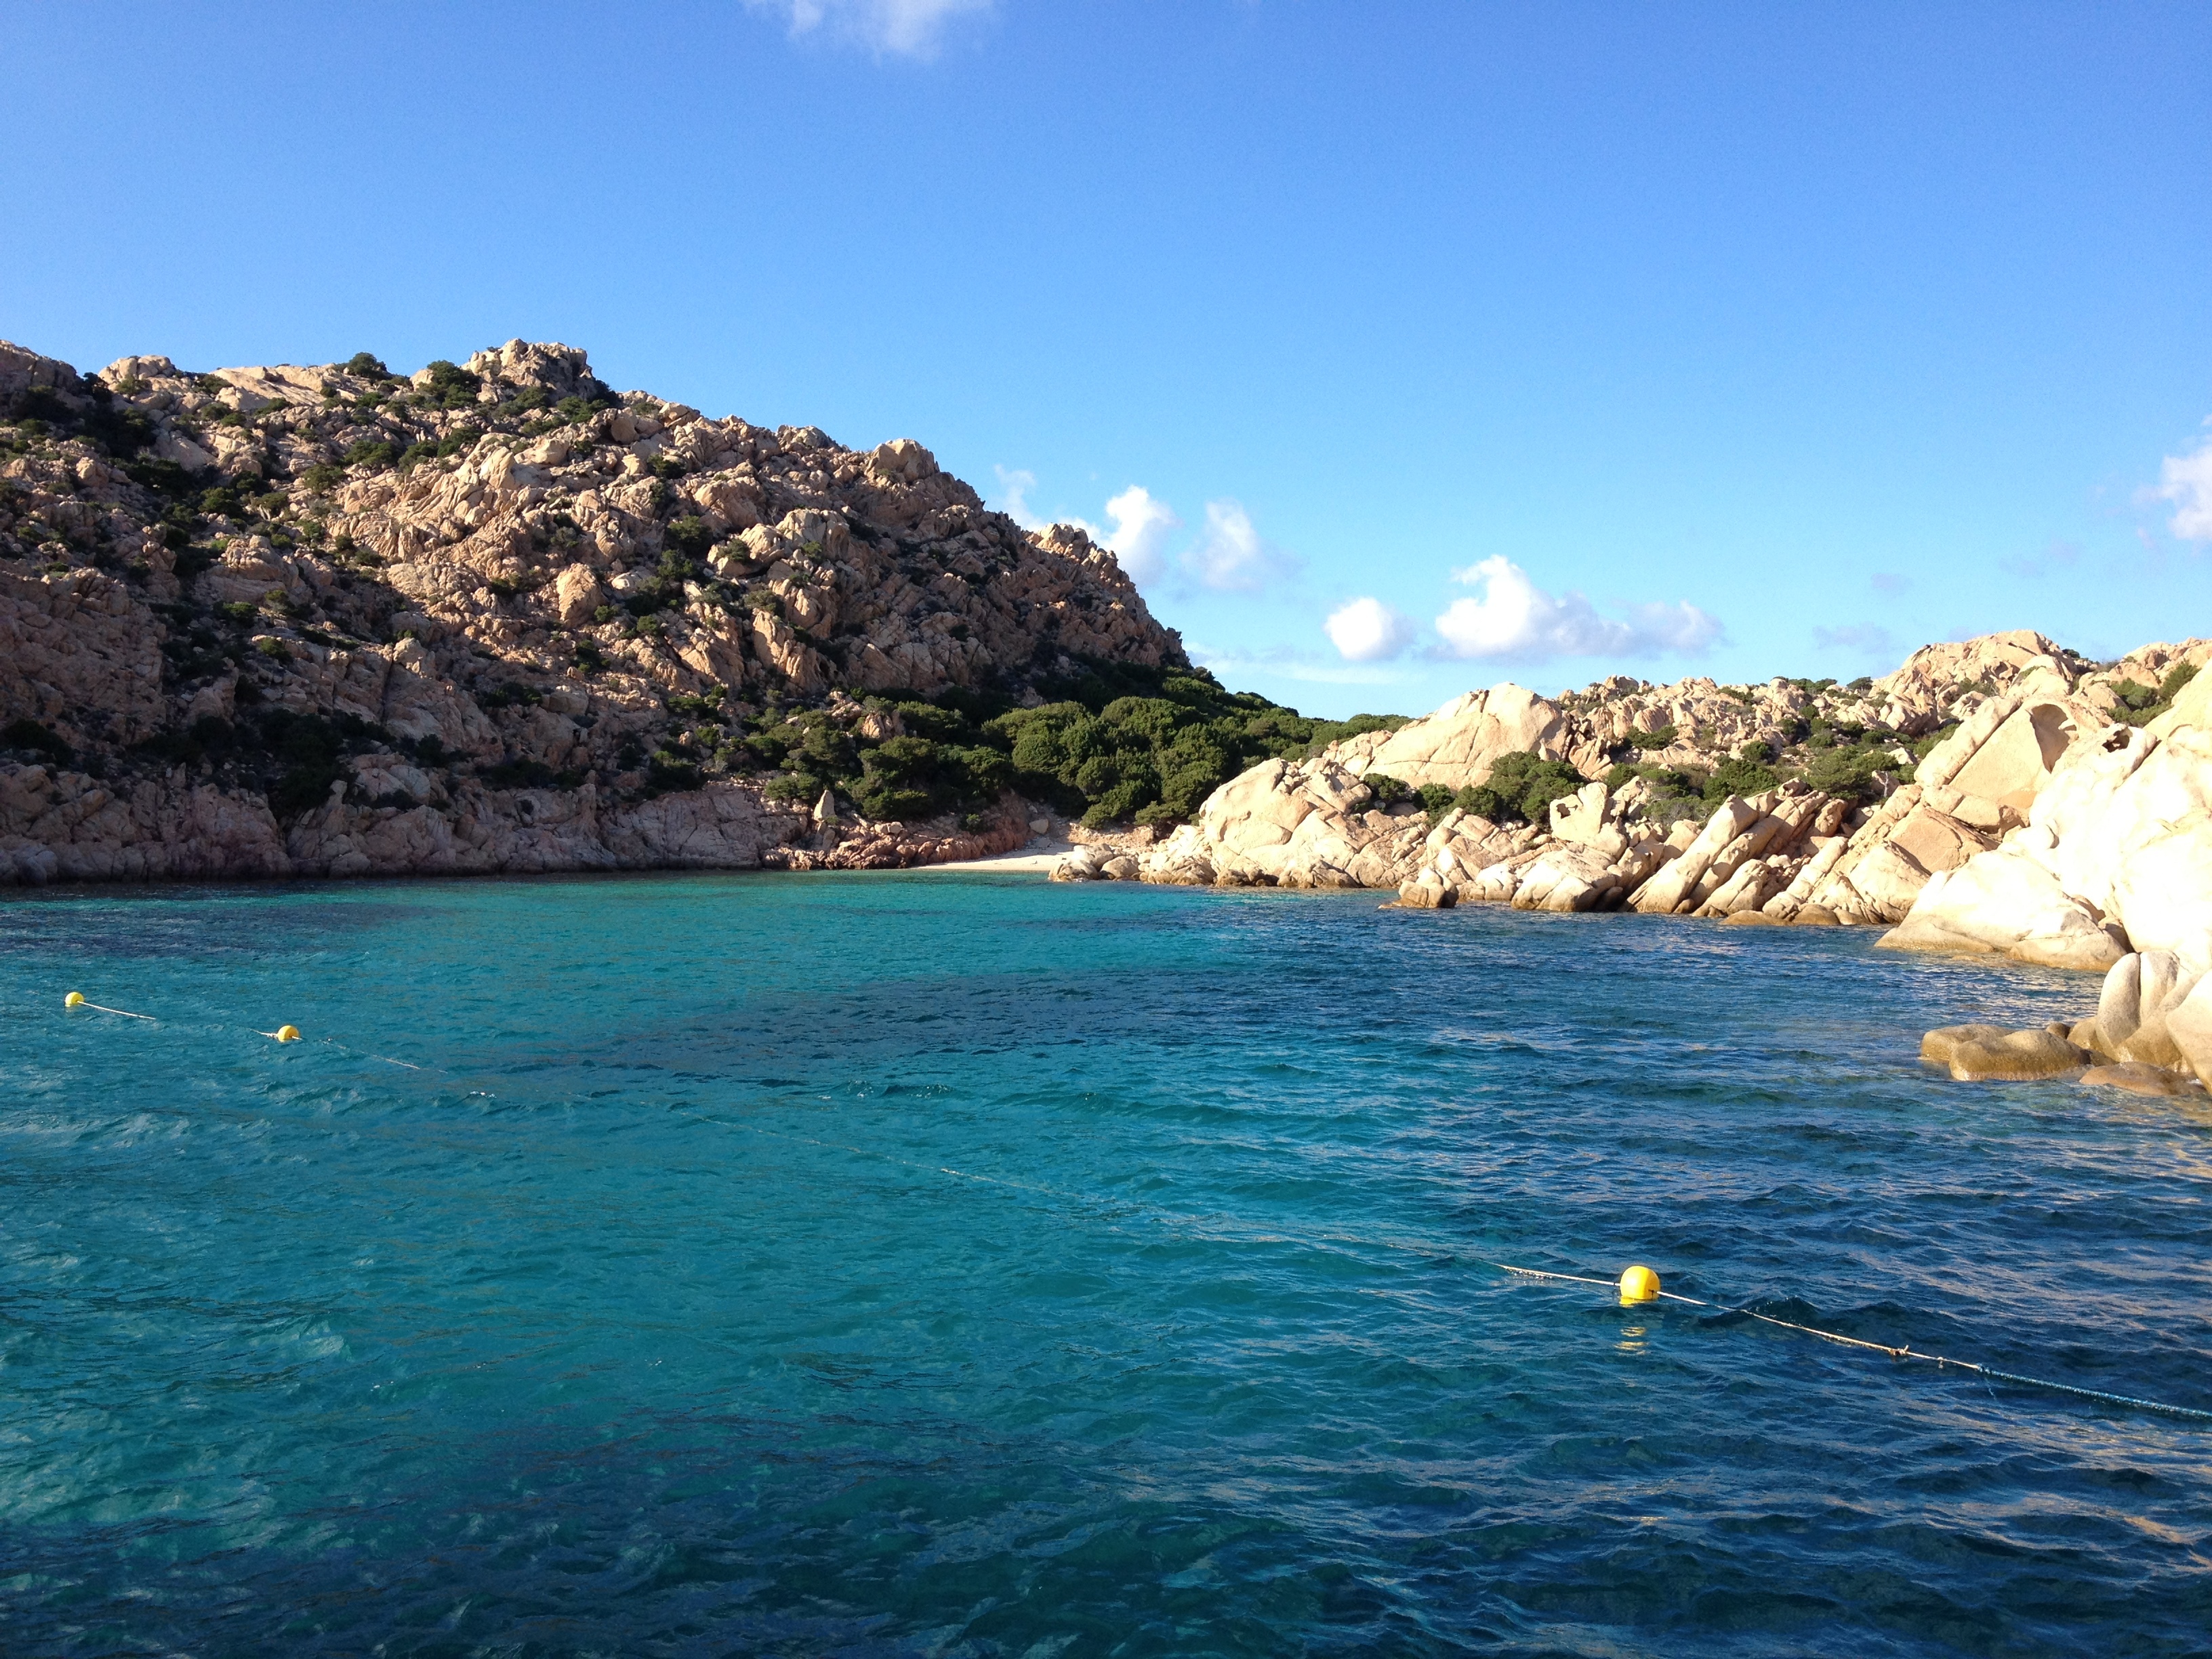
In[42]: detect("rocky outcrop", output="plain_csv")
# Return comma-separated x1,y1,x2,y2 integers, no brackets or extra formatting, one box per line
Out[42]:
1921,942,2212,1098
1050,633,2212,977
1913,665,2212,1097
1324,684,1568,787
0,337,1184,882
1881,662,2212,970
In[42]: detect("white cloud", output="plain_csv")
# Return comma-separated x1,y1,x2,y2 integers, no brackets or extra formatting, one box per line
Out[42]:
1431,556,1721,663
992,466,1040,529
1182,499,1302,594
2158,434,2212,541
1099,485,1179,586
747,0,991,56
1324,596,1417,662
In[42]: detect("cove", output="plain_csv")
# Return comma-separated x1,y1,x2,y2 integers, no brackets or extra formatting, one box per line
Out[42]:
1,872,2207,1657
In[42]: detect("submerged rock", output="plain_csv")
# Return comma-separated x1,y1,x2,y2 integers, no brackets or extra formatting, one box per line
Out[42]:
1923,1024,2085,1082
1929,1035,2079,1084
2079,1062,2200,1098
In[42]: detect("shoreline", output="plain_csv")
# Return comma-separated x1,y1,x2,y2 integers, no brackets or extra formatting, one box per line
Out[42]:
889,838,1073,873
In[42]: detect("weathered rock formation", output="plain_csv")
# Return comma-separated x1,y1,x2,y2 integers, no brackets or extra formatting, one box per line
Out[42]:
1057,631,2212,962
1882,661,2212,972
1,337,1183,881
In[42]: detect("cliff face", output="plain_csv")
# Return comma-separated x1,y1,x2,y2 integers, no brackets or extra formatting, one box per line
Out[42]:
0,338,1185,881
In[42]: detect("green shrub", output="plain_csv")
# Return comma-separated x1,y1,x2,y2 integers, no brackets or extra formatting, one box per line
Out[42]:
664,516,713,565
666,689,726,721
123,456,203,499
621,583,673,619
344,439,398,471
641,751,703,794
253,710,355,818
419,360,482,409
762,772,819,804
342,353,392,380
1906,723,1954,760
1623,725,1677,750
1,718,71,764
1703,741,1780,802
484,758,560,789
395,441,438,471
1797,743,1889,804
2116,662,2200,725
83,404,156,457
1454,751,1584,823
1362,773,1412,805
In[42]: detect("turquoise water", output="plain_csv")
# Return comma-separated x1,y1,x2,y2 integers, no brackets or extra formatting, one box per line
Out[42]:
2,874,2209,1657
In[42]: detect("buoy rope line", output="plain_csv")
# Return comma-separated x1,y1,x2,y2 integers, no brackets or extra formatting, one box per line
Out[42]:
1489,1265,2212,1422
54,991,2212,1425
64,989,440,1074
681,1110,2212,1427
60,991,154,1021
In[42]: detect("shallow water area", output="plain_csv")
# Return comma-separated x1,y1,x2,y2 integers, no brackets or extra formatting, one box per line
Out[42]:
1,872,2208,1657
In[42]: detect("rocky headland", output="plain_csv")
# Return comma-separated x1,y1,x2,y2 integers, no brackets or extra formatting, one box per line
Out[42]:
1053,630,2212,1094
1,337,1361,880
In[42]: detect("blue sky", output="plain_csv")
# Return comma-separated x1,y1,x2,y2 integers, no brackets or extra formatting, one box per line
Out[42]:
5,1,2208,717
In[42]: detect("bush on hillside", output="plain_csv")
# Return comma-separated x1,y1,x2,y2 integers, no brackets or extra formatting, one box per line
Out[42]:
715,659,1412,827
1702,741,1781,803
419,360,481,409
1454,751,1584,824
2115,663,2198,725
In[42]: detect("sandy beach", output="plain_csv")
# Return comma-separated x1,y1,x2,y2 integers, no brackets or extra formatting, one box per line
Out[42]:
904,838,1071,874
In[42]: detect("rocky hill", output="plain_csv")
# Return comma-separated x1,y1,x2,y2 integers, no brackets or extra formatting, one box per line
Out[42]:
0,337,1388,882
1065,630,2211,969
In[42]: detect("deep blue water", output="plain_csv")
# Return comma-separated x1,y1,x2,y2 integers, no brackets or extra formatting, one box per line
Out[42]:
1,872,2208,1658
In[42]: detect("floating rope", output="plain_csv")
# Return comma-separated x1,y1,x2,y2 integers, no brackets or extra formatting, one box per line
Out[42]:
46,991,2212,1425
689,1111,2212,1427
62,990,154,1021
1649,1284,2212,1422
1487,1261,2212,1421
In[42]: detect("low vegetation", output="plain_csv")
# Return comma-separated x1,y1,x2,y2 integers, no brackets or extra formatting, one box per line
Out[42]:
657,659,1410,827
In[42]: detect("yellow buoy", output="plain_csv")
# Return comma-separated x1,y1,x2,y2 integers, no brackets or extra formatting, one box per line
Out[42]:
274,1024,301,1043
1619,1263,1662,1305
65,991,85,1008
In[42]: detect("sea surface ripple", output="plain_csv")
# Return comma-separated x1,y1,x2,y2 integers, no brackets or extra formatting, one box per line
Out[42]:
1,872,2208,1656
